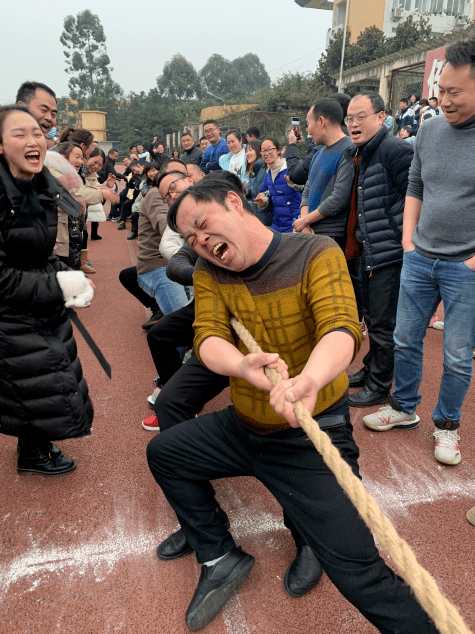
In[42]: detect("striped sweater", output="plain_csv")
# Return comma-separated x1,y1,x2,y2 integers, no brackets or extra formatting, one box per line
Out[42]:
193,232,362,433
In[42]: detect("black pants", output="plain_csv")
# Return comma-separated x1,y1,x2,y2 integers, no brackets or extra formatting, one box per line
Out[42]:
322,236,364,322
90,222,100,238
347,256,364,322
119,199,134,222
154,352,229,432
147,405,437,634
119,266,159,311
361,260,402,392
130,211,139,234
147,301,195,385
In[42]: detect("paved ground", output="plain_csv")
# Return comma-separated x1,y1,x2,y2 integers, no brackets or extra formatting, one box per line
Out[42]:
1,216,475,634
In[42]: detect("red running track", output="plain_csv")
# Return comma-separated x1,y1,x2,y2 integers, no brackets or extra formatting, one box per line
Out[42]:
1,217,475,634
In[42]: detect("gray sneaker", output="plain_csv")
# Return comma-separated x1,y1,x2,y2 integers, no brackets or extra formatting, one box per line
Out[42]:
363,406,420,431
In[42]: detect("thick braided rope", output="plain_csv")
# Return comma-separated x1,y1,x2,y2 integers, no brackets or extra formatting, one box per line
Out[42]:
230,317,471,634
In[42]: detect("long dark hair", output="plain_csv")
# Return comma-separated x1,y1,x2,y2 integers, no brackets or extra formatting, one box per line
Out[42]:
244,139,262,176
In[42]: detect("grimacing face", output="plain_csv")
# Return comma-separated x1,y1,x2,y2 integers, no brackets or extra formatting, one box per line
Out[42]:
158,173,191,204
176,192,251,272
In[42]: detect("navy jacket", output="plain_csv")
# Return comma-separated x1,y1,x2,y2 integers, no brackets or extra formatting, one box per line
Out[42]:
343,126,414,271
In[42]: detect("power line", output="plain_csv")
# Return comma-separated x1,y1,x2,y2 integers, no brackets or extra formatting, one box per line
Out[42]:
269,46,327,74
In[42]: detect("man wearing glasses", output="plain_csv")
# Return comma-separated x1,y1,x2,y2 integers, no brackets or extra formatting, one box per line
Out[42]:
119,161,192,321
199,119,229,174
342,91,414,408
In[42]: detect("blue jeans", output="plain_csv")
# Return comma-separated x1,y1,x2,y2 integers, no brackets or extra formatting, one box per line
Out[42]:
391,250,475,429
137,266,189,316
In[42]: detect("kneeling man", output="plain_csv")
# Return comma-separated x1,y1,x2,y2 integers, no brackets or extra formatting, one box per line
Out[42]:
147,179,437,633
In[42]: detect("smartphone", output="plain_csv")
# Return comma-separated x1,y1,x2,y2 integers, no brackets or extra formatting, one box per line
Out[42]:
291,116,301,141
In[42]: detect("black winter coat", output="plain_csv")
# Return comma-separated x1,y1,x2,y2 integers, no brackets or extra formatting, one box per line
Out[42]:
97,156,125,183
342,126,414,271
0,159,93,441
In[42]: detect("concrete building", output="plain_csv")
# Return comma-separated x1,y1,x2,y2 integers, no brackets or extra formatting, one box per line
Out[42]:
335,24,475,109
296,0,474,44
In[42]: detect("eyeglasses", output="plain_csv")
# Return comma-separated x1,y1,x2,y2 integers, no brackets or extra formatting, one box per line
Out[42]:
344,112,382,126
204,127,217,135
162,176,184,204
261,147,277,155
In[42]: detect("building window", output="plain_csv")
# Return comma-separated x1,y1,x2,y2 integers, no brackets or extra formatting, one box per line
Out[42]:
447,0,467,14
414,0,429,10
335,0,347,26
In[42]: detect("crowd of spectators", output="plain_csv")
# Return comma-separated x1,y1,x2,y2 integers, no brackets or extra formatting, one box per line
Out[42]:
1,35,474,633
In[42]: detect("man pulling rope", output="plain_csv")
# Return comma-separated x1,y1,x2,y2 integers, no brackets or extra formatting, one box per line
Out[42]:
146,177,452,633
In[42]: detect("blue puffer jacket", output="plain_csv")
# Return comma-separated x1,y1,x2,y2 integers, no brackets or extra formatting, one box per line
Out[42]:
260,161,302,233
343,126,414,271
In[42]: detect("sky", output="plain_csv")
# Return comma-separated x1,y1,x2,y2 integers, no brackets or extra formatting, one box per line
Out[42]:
1,0,333,105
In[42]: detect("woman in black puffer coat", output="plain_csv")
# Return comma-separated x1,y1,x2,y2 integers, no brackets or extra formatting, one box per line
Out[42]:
0,105,93,476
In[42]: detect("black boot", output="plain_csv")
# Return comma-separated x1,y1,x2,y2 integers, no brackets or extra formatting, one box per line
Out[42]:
156,508,230,561
18,441,76,476
348,366,369,388
283,545,323,597
17,438,62,458
90,222,102,240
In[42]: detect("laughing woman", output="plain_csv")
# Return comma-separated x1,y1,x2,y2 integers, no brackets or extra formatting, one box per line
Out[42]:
254,137,302,233
0,105,94,477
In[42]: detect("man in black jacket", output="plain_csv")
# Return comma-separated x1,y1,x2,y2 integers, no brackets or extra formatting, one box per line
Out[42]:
98,148,125,220
180,133,203,165
98,148,125,183
343,91,414,407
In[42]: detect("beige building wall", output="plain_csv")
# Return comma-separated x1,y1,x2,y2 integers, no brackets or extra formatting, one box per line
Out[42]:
79,110,107,142
333,0,388,42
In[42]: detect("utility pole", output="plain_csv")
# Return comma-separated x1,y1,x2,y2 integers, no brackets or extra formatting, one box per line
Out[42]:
337,0,350,93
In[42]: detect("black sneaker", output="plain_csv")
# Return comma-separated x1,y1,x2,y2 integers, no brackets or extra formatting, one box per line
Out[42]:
117,222,126,230
127,232,138,240
185,547,255,631
142,309,163,331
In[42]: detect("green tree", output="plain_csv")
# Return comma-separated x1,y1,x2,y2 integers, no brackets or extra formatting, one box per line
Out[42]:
353,26,389,64
386,14,432,53
60,9,122,111
316,15,433,91
231,53,271,95
316,28,364,90
199,54,243,100
157,54,201,99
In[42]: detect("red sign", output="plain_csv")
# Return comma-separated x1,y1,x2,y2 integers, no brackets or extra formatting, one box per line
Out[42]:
423,46,447,100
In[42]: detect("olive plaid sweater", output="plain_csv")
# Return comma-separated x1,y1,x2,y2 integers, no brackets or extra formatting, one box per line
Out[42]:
193,232,362,433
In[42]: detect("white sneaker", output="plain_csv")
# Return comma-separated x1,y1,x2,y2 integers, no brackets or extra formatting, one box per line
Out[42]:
363,406,420,431
147,387,161,409
432,321,444,330
433,429,461,465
